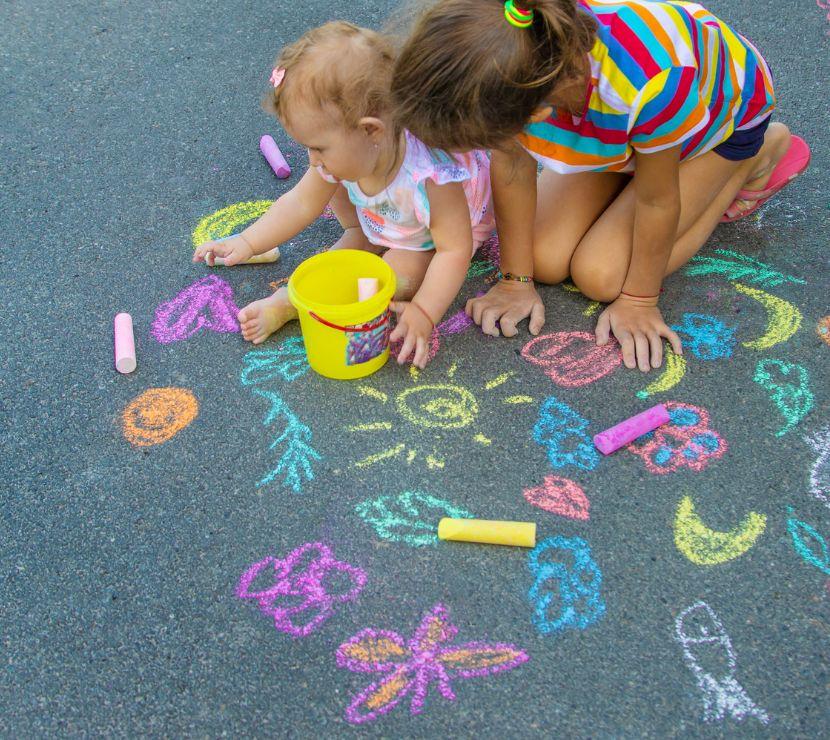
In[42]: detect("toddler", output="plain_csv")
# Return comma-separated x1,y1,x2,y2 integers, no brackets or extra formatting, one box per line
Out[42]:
194,21,493,369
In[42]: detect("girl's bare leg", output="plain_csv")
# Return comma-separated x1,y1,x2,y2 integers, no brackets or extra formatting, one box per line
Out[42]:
532,170,629,284
570,123,792,301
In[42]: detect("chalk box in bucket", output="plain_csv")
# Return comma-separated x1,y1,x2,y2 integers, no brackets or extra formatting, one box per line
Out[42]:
288,250,397,380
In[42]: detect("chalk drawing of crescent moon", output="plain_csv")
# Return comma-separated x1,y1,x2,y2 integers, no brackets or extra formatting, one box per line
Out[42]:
636,347,687,399
674,496,767,565
732,283,802,350
192,200,274,247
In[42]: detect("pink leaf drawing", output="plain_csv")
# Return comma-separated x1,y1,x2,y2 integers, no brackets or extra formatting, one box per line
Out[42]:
524,475,590,520
151,275,240,344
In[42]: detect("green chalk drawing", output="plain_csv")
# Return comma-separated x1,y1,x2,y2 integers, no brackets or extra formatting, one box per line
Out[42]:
685,249,805,288
753,359,814,437
355,491,474,547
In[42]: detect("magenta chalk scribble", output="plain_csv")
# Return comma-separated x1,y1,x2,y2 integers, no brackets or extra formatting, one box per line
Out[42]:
236,542,366,638
336,603,528,724
152,275,240,344
437,309,475,336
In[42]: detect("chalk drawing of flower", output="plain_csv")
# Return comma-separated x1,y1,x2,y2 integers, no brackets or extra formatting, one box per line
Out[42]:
236,542,366,638
336,603,528,724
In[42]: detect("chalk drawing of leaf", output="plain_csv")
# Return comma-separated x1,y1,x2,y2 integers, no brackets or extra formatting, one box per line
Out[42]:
241,337,309,386
355,491,474,546
684,249,804,288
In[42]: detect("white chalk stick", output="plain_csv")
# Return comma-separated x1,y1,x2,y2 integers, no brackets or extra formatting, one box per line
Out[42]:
358,277,379,301
114,312,137,374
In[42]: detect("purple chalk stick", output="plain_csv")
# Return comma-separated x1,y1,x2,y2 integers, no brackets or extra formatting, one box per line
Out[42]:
593,404,670,455
260,134,291,179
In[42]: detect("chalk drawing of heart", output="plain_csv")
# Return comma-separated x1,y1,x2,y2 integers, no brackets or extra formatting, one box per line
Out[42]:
151,275,241,344
524,475,590,520
522,332,621,388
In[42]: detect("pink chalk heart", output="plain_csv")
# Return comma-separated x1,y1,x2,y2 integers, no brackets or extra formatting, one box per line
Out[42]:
523,475,590,521
521,332,621,388
151,275,241,344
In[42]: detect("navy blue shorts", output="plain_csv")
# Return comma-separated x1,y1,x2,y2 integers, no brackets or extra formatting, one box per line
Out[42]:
713,117,771,161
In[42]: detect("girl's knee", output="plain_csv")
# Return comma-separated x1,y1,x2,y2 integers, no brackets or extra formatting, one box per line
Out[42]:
531,239,575,285
570,256,624,303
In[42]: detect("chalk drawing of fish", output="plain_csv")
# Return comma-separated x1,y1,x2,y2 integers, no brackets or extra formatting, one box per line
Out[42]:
674,601,770,724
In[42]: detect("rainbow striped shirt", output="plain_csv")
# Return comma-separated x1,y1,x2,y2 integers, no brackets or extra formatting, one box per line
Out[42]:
518,0,776,174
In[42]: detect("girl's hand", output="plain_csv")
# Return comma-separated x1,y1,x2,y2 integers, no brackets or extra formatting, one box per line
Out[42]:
192,235,254,267
389,301,435,369
595,294,683,372
465,280,545,337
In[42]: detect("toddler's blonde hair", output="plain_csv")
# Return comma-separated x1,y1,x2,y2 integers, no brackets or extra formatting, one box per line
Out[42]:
264,21,396,129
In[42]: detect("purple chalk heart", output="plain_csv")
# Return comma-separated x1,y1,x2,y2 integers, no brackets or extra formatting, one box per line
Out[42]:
151,275,241,344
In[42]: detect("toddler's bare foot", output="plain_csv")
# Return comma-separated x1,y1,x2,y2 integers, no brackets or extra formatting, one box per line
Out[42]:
238,288,298,345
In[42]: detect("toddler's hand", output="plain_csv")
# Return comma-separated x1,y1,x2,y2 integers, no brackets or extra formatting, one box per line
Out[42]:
466,280,545,337
192,235,254,267
595,295,683,372
389,301,435,369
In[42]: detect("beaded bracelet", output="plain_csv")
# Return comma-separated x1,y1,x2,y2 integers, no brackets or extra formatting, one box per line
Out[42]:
496,271,534,283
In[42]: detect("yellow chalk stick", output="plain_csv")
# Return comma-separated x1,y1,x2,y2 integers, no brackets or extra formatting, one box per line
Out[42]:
438,518,536,548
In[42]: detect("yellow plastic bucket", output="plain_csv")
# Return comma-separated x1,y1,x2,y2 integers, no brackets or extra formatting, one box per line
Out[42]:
288,250,397,380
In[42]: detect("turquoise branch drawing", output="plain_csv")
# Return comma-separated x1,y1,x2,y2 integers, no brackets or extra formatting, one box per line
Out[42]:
254,389,321,492
239,337,320,494
684,249,805,288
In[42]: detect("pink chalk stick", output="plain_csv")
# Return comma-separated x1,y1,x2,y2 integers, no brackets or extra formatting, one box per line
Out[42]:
260,135,291,178
357,278,379,302
593,404,670,455
114,312,137,374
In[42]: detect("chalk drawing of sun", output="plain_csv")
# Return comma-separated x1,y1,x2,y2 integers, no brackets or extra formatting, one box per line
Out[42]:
346,364,535,471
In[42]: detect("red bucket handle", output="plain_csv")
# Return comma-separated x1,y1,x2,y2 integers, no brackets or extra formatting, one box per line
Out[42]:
308,310,389,333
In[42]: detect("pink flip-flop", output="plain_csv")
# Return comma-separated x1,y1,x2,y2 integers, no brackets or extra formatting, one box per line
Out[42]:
721,135,811,223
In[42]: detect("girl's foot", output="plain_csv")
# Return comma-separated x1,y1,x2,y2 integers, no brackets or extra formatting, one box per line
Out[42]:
722,123,810,222
238,289,298,344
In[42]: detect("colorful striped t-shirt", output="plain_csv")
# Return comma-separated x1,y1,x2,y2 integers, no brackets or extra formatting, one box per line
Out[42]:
518,0,776,174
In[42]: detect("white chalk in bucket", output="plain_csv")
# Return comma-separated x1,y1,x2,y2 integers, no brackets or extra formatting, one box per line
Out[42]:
358,277,379,302
113,312,137,374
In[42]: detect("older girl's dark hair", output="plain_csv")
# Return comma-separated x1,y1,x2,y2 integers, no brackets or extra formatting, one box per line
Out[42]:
391,0,595,150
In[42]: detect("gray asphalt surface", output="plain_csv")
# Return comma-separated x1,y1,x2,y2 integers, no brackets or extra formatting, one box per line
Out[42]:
2,1,829,736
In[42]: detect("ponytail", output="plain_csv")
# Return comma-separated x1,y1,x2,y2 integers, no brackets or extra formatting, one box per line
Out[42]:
391,0,596,151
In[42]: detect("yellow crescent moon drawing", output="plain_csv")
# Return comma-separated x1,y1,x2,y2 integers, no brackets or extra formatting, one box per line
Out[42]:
192,200,274,247
636,347,687,399
733,283,802,350
674,495,767,565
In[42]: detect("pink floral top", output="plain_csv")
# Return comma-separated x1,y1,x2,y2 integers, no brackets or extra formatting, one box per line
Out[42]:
318,131,494,251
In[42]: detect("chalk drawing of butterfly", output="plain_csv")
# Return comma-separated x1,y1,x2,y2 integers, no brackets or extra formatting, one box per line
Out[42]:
336,603,528,724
